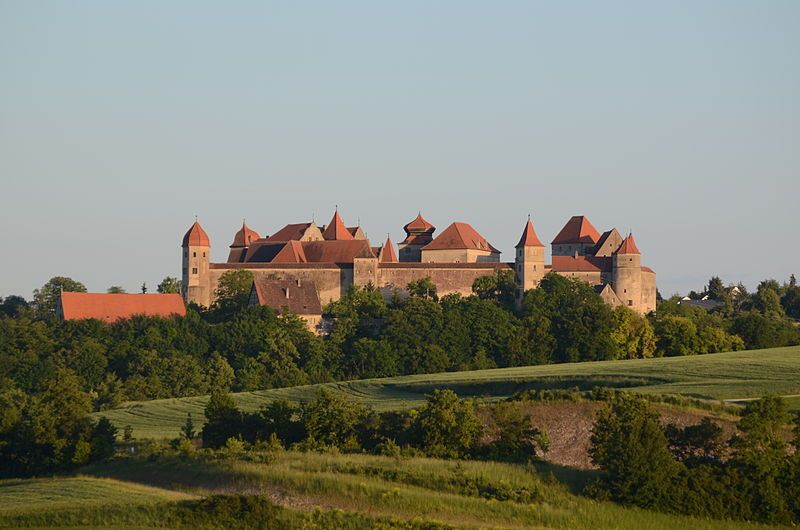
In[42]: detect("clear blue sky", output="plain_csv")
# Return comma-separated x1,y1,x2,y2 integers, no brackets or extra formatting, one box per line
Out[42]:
1,1,798,298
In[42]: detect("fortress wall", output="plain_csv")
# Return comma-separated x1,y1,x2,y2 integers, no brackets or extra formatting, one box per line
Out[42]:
642,271,657,313
554,271,603,285
208,264,352,305
377,263,513,297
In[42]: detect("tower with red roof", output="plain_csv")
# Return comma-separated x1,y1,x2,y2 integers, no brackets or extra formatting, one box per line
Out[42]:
398,213,436,262
181,220,211,306
514,216,546,300
612,232,642,310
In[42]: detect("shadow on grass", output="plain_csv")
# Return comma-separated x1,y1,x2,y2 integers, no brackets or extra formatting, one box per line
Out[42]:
534,460,599,495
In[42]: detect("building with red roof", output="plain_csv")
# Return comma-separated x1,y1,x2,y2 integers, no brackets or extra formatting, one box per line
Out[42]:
58,292,186,323
180,210,656,314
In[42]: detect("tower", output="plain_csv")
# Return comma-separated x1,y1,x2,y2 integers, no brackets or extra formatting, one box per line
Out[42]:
515,217,545,304
398,213,435,262
612,233,642,311
228,220,260,263
182,221,211,307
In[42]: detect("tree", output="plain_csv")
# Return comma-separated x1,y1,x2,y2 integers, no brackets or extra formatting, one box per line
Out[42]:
665,417,723,464
107,286,127,294
472,270,517,310
407,277,438,301
412,389,482,459
0,295,28,317
611,306,656,359
140,283,148,294
33,276,87,317
202,388,242,448
157,276,181,294
300,389,367,449
181,413,196,440
487,401,549,460
706,276,726,301
90,417,118,461
213,270,255,315
589,393,682,508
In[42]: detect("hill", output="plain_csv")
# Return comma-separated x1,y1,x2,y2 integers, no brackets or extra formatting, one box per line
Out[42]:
97,346,800,440
0,452,790,530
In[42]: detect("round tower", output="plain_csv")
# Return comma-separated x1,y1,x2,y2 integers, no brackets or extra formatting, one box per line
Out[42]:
182,220,211,307
612,233,642,311
398,213,435,262
515,216,545,304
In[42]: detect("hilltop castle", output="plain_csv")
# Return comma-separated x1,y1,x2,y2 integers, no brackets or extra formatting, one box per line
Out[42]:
182,211,656,314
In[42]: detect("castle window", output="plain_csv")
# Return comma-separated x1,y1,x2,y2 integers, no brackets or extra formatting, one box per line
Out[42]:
628,300,633,306
193,252,196,258
192,267,198,274
203,252,206,257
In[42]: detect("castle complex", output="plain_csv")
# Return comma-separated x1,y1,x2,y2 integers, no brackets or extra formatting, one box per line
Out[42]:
182,211,656,314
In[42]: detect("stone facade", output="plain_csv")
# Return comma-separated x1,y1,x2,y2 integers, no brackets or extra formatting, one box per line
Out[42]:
182,212,657,314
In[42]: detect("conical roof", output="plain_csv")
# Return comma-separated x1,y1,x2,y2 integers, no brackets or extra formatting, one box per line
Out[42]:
515,218,544,248
616,233,641,255
182,221,210,247
322,210,355,241
403,213,435,234
379,236,398,262
230,221,261,248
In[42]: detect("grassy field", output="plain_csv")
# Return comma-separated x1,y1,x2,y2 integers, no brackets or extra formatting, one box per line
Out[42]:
96,346,800,439
0,452,791,530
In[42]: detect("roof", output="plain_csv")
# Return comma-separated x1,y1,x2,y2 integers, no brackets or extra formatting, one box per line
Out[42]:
230,222,261,248
404,213,436,234
302,240,373,263
550,255,611,272
589,229,623,257
422,222,500,253
182,221,210,247
266,223,313,242
59,292,186,323
251,279,322,316
272,240,308,263
322,211,355,241
379,237,398,262
551,216,601,245
616,233,641,255
243,241,287,262
515,218,544,248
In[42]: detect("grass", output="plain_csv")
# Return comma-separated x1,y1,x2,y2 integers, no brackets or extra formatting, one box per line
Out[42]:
2,451,785,530
96,346,800,439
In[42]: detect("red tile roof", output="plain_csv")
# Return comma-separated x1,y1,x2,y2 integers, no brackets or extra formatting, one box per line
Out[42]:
379,236,398,262
404,213,435,233
322,211,355,241
302,240,373,263
550,255,611,272
230,222,261,248
551,216,601,245
59,292,186,323
642,266,655,273
616,233,641,255
251,279,322,316
423,222,500,253
272,240,308,263
182,221,210,247
515,218,544,248
266,223,314,242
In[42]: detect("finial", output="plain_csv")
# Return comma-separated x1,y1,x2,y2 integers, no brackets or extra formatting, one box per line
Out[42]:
312,212,315,223
194,214,198,222
528,213,531,221
335,204,338,212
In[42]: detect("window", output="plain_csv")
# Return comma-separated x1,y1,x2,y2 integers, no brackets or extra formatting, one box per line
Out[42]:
628,300,633,306
193,252,196,257
203,252,206,257
192,267,198,274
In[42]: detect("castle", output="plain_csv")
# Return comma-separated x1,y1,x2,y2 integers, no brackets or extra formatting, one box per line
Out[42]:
182,211,656,314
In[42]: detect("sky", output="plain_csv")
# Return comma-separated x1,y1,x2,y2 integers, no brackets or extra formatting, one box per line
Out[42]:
1,1,798,299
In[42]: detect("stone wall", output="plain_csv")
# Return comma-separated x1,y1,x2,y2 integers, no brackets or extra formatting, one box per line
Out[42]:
377,263,513,298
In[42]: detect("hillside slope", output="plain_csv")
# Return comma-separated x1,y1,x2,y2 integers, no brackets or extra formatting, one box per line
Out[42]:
97,346,800,439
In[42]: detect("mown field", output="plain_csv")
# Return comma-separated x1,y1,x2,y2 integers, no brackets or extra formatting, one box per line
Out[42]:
97,346,800,439
0,451,791,530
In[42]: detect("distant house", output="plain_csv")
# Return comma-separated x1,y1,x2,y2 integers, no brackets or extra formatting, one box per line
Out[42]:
248,278,323,332
678,295,723,311
57,292,186,323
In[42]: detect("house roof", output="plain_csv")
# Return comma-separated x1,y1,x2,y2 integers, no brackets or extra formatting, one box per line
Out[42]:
423,222,500,253
515,218,544,248
182,221,210,247
589,229,623,257
302,240,373,263
551,216,601,245
379,236,398,262
266,223,313,242
59,292,186,323
403,213,436,234
272,240,308,263
251,279,322,316
550,255,611,272
230,222,261,248
322,211,355,241
616,233,641,255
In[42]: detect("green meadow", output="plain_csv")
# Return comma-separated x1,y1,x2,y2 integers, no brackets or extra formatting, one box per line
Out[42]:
97,346,800,439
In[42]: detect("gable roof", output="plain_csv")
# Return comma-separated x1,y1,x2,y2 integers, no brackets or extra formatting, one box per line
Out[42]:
182,221,210,247
272,240,308,263
616,233,641,255
322,211,355,241
551,216,601,245
515,218,544,248
302,240,373,263
423,222,500,253
59,292,186,323
589,228,623,257
251,279,322,316
230,222,261,248
243,241,287,262
266,223,314,242
379,236,398,262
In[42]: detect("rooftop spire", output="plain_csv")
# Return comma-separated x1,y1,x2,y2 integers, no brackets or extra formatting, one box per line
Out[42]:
182,220,210,248
616,232,641,255
516,217,544,248
322,209,355,240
